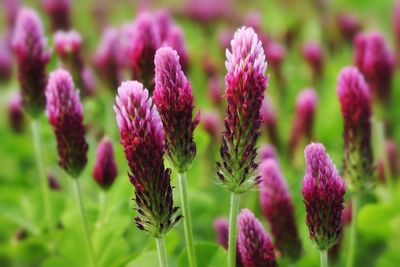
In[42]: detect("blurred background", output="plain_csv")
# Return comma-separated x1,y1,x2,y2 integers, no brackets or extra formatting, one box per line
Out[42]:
0,0,399,266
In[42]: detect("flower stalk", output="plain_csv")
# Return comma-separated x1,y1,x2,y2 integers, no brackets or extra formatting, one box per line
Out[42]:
228,193,240,267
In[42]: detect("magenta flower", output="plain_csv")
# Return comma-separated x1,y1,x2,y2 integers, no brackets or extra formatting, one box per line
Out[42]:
201,111,221,141
237,209,277,267
7,93,25,133
114,80,181,236
337,66,373,191
336,12,361,43
46,69,88,178
302,143,345,250
289,88,318,155
153,47,200,172
163,25,189,73
42,0,71,32
244,11,262,33
12,8,49,118
207,76,223,106
94,28,121,90
214,217,229,249
48,171,61,191
354,32,395,105
259,144,277,161
92,137,118,190
259,159,302,260
302,42,324,84
154,9,173,41
216,27,268,193
265,42,286,89
0,39,12,83
260,98,279,147
130,13,160,93
53,30,92,97
394,1,400,61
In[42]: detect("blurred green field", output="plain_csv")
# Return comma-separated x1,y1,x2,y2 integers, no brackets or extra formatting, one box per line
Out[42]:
0,0,400,266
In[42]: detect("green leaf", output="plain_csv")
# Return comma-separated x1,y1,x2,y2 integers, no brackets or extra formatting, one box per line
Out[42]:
177,242,226,267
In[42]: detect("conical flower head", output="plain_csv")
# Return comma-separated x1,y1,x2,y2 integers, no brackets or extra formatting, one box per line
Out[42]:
92,137,118,190
12,8,49,118
46,69,88,178
302,143,345,250
153,47,200,172
114,81,181,237
42,0,71,32
259,159,302,260
130,12,161,93
337,66,374,192
238,209,277,267
216,26,268,193
163,25,189,73
354,32,395,104
214,217,229,249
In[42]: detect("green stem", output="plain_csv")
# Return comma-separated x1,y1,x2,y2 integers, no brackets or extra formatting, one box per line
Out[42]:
227,192,240,267
31,120,53,232
320,250,328,267
155,236,168,267
346,195,358,267
73,179,96,267
178,172,197,267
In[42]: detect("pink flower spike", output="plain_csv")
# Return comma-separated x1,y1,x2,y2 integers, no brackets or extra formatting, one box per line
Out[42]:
237,209,277,267
201,111,221,141
42,0,71,32
12,8,49,118
302,143,345,250
259,159,302,260
7,93,25,133
92,137,118,190
302,41,324,84
46,69,88,178
153,46,200,172
114,80,181,236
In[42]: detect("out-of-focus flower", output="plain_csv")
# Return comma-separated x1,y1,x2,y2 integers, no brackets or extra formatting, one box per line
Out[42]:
94,28,121,90
265,42,286,89
214,217,229,249
237,209,277,267
377,140,399,183
336,12,361,43
218,29,234,51
289,88,318,155
153,47,200,172
259,144,278,161
213,217,244,267
216,27,268,193
207,76,224,106
92,137,117,190
244,11,262,33
12,8,50,118
42,0,71,32
260,98,279,147
114,80,181,236
7,93,25,133
259,159,302,260
185,0,232,24
48,171,61,191
46,69,88,178
201,111,221,141
354,32,395,105
302,143,345,250
302,42,324,84
53,30,93,97
163,25,189,72
130,12,160,93
337,66,374,192
0,39,13,83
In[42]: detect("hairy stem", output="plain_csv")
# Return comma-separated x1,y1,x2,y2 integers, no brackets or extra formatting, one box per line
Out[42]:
228,192,240,267
320,250,328,267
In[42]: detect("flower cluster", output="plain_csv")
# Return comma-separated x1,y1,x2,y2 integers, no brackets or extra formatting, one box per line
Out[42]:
216,27,268,193
302,143,345,250
302,42,324,84
12,8,50,118
337,66,374,192
259,159,302,260
114,81,181,237
260,98,279,147
45,69,88,178
92,137,118,190
354,32,395,105
237,209,277,267
153,47,200,172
